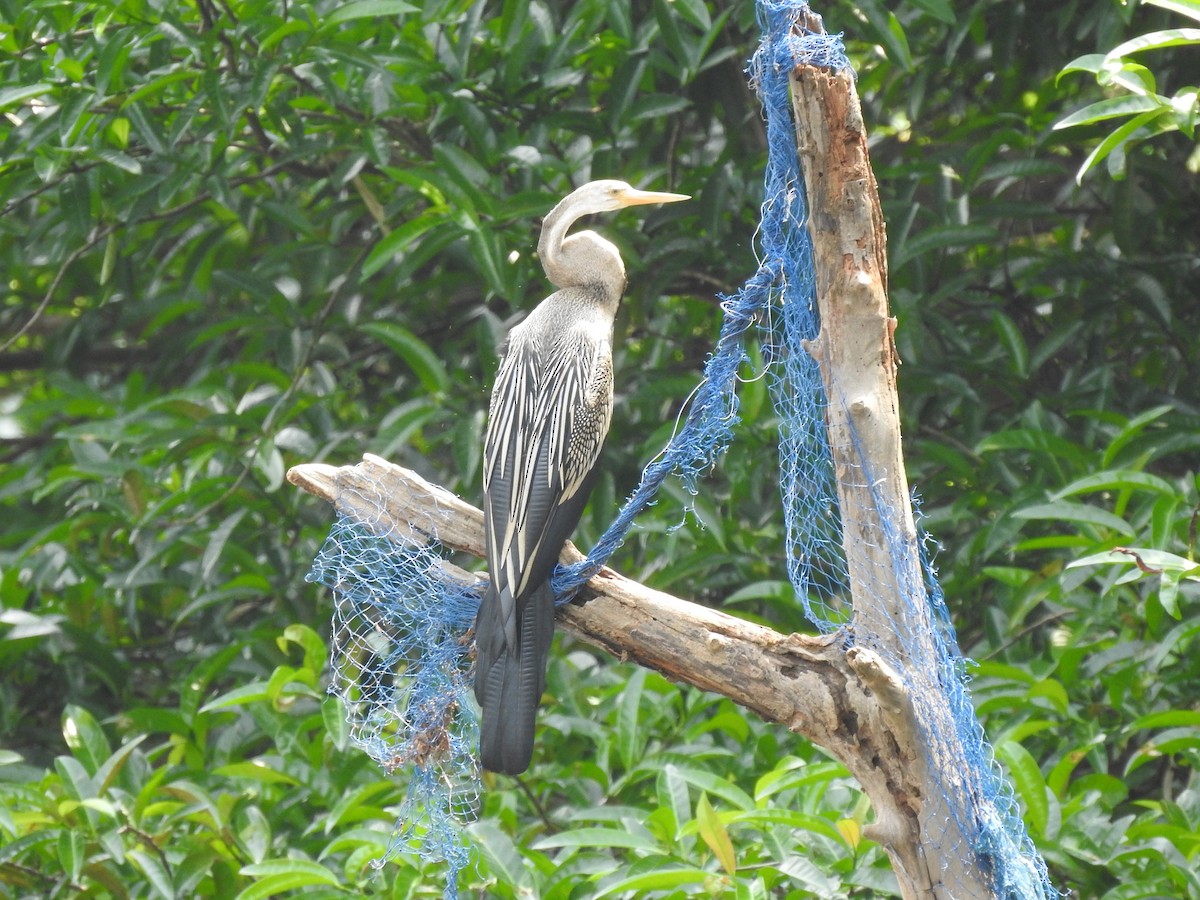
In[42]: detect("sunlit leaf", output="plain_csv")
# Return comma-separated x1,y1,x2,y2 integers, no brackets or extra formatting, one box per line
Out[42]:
695,793,736,875
1106,27,1200,60
322,0,417,27
0,83,54,110
1054,95,1161,130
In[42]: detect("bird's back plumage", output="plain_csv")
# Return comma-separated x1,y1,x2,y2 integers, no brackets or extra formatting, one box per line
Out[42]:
475,291,614,775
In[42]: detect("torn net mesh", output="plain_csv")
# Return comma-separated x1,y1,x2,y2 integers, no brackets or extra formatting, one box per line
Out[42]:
305,1,1058,897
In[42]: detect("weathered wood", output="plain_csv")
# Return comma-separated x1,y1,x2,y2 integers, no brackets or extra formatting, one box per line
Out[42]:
791,64,992,899
288,455,858,732
288,456,937,886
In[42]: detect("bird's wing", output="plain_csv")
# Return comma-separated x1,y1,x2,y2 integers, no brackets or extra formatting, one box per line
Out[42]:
483,324,612,628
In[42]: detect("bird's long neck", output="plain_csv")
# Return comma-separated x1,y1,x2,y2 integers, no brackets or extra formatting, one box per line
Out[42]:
537,193,588,288
537,197,626,303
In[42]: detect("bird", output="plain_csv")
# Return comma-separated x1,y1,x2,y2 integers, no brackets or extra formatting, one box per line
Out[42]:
474,180,689,775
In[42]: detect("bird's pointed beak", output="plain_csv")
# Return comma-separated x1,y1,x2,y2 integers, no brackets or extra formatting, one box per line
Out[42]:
616,188,691,207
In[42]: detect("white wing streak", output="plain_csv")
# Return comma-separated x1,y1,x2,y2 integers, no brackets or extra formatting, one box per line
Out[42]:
483,317,612,604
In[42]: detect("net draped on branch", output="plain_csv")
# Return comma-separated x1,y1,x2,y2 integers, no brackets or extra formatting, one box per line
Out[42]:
297,2,1058,898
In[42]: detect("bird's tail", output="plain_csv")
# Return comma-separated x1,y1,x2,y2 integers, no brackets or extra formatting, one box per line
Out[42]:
474,580,555,775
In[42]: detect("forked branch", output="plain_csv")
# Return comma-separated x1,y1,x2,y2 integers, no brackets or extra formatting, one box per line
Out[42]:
289,455,932,892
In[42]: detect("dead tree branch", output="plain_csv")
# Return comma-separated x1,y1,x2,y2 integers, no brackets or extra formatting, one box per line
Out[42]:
289,455,931,882
791,60,991,898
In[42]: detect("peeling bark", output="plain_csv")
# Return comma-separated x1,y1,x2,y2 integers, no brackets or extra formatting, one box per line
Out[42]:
790,62,992,899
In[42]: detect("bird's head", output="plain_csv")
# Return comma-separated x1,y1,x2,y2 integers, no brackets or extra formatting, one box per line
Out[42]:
564,180,690,218
537,180,689,295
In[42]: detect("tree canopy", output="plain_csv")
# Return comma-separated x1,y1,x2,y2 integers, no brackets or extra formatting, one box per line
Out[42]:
2,0,1198,897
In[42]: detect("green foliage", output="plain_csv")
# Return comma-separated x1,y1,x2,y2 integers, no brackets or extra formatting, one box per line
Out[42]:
1054,0,1200,180
1,0,1198,897
0,626,411,897
964,410,1200,897
468,659,895,897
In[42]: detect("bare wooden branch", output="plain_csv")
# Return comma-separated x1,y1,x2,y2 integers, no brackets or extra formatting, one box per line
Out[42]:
289,455,852,730
288,455,939,883
791,63,992,899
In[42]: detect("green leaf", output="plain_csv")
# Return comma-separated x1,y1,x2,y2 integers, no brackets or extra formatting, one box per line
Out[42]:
431,145,492,210
129,848,176,899
463,220,508,298
1146,0,1200,23
1054,95,1161,130
1051,469,1178,500
1058,53,1108,81
532,827,662,851
857,0,914,70
213,762,301,785
239,859,339,881
358,322,451,394
753,758,843,802
1106,28,1200,60
663,764,755,811
260,19,312,54
322,0,417,27
1126,727,1200,774
1105,60,1158,96
657,765,691,842
594,868,714,897
96,149,144,175
670,0,713,31
469,821,530,890
1101,405,1176,466
630,94,692,122
722,808,846,845
1132,710,1200,729
234,869,341,900
1012,500,1136,536
279,623,326,674
908,0,955,23
1076,108,1171,181
63,705,111,775
360,211,446,279
1064,547,1200,574
323,782,396,833
95,735,148,794
990,311,1028,377
1158,570,1182,618
995,740,1049,838
200,681,271,712
59,829,85,884
201,509,247,585
695,793,736,875
893,224,1000,267
0,83,54,111
239,806,272,865
617,667,647,772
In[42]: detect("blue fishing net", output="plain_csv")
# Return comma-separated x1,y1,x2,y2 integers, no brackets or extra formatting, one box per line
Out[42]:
306,2,1058,897
308,486,481,894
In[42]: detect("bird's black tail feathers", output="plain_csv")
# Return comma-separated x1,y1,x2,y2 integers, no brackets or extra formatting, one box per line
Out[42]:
474,580,555,775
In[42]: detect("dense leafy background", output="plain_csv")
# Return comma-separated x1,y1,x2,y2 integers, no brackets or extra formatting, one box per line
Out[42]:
2,0,1198,897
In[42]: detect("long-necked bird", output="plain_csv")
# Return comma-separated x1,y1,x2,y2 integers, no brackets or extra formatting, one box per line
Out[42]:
474,180,689,775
